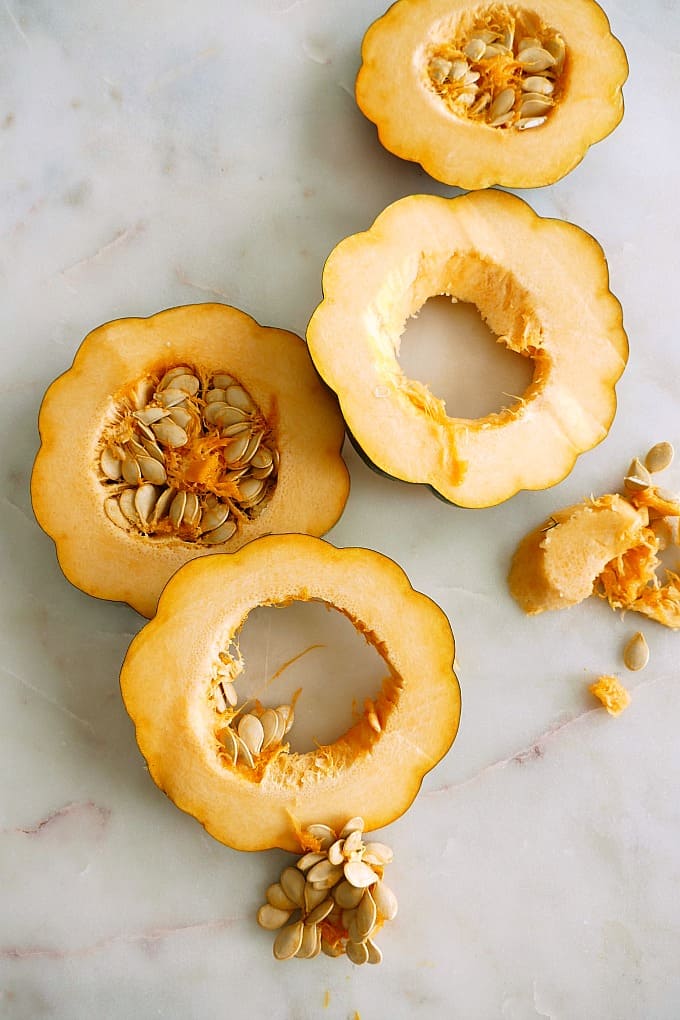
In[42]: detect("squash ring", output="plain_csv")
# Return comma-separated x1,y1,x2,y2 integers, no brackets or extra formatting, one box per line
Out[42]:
306,190,628,508
120,535,461,852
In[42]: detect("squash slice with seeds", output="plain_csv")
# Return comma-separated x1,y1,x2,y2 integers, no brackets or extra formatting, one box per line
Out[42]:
32,303,349,617
120,535,461,851
356,0,628,189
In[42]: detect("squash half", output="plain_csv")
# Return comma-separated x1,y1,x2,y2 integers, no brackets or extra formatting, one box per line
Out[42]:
120,535,461,851
356,0,628,189
306,190,627,508
32,304,349,617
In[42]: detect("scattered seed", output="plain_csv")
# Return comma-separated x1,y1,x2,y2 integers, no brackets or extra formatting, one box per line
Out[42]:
372,879,398,920
304,882,329,914
305,898,334,926
297,851,326,873
340,817,365,838
645,442,674,474
334,881,365,910
366,938,383,965
328,839,345,866
362,841,394,865
623,632,650,672
343,829,364,857
355,888,378,940
344,860,377,889
305,824,335,850
295,923,320,959
306,859,344,886
346,939,369,966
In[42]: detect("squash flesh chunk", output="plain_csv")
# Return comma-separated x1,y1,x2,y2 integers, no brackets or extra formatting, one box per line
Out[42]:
509,495,648,614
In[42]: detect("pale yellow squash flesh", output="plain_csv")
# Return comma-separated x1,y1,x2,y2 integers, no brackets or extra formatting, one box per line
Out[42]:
306,190,627,508
120,535,461,852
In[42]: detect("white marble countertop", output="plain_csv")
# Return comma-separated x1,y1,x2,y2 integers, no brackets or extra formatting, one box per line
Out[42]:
3,1,680,1017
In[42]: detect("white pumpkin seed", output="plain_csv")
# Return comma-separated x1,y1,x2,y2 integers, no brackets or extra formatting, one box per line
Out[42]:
429,57,452,84
182,491,200,527
303,823,335,850
333,881,364,910
521,75,554,94
273,921,304,961
138,456,167,485
280,867,306,907
217,726,238,764
295,923,320,959
520,96,553,117
464,38,486,61
339,817,364,838
346,939,369,965
201,519,237,545
362,841,394,865
212,373,236,389
355,888,377,940
372,879,398,920
141,437,166,463
100,446,123,480
200,504,230,534
304,882,329,914
275,704,295,734
645,442,674,474
132,407,168,426
157,388,189,409
121,455,142,485
226,385,256,413
237,713,265,756
623,632,649,672
119,488,140,524
158,366,192,390
167,406,193,430
517,36,542,52
134,483,157,524
168,373,199,396
366,938,383,965
257,904,293,930
267,883,297,912
328,839,345,866
152,419,188,447
517,46,556,72
344,860,376,889
205,388,226,403
305,898,334,926
104,495,130,530
306,859,344,886
516,116,547,130
296,851,326,873
259,708,280,750
150,486,174,525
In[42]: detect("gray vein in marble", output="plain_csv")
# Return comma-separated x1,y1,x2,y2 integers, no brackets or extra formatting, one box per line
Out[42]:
1,916,244,962
175,266,233,303
1,664,95,735
2,0,29,49
59,222,146,279
429,673,666,797
1,800,110,838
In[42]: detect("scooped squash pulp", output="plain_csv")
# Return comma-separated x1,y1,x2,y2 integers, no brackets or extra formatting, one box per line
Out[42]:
31,303,349,618
356,0,628,189
119,535,461,851
306,190,627,508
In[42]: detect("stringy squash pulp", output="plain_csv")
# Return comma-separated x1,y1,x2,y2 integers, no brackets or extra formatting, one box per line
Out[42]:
120,536,461,852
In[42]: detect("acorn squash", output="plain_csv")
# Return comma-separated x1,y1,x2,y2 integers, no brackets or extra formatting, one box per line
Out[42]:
32,304,349,617
119,535,461,851
306,190,627,508
356,0,628,189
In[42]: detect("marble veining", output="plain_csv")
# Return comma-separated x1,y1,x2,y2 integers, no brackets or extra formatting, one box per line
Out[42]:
2,1,680,1017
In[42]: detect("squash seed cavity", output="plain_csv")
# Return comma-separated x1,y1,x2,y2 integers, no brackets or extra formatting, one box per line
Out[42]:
426,5,565,131
97,365,279,545
257,817,397,965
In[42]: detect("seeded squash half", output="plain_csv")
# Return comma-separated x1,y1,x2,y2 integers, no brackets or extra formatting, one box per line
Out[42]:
120,535,461,851
32,304,349,618
356,0,628,189
306,190,627,508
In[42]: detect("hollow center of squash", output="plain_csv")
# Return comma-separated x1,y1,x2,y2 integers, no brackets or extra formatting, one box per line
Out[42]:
97,364,278,545
398,297,535,419
426,4,566,130
208,599,400,780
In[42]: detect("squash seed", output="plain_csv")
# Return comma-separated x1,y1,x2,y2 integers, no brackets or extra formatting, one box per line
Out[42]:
182,491,200,527
104,495,130,530
152,419,188,447
138,456,167,485
156,387,189,409
623,632,649,672
344,860,377,889
464,38,486,61
119,488,140,525
304,823,335,849
343,829,364,857
134,483,157,525
266,883,297,912
328,839,345,866
366,938,383,965
321,939,344,958
276,704,295,734
296,851,326,873
372,879,398,920
362,841,394,865
259,708,280,750
100,447,123,480
346,939,369,966
516,116,547,130
280,866,306,907
333,880,364,910
303,882,329,914
202,519,237,545
234,733,255,768
355,888,377,940
517,46,556,72
257,904,292,930
306,859,344,886
217,726,239,764
645,442,674,474
305,898,334,926
132,406,168,426
158,366,192,390
273,921,304,961
226,385,256,413
121,455,142,485
340,817,364,838
520,96,553,117
522,75,554,94
295,923,320,959
200,504,230,534
168,373,199,395
238,713,265,755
